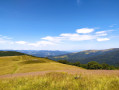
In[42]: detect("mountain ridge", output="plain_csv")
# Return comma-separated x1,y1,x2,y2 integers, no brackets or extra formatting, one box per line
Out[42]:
50,48,119,66
0,51,25,57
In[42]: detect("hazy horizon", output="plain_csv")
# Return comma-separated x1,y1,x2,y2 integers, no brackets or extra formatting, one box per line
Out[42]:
0,48,119,52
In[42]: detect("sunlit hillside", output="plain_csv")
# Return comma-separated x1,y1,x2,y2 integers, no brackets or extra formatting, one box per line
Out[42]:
0,55,119,90
0,55,81,75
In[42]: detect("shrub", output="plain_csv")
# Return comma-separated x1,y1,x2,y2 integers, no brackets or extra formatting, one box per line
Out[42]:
58,60,69,64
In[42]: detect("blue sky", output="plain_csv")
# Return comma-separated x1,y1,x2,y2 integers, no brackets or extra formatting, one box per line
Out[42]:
0,0,119,50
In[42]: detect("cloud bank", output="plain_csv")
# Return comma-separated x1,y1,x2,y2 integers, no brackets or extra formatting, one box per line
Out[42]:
0,27,111,50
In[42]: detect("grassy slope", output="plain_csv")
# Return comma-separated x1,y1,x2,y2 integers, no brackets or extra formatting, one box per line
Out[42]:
0,51,25,56
0,55,80,75
0,72,119,90
0,55,119,90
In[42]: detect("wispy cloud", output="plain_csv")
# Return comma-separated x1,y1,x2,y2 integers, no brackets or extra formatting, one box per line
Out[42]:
109,24,117,27
0,35,13,44
60,33,95,41
77,0,80,5
76,28,94,33
41,28,111,43
0,27,112,50
96,31,108,36
28,41,56,47
97,38,110,41
16,41,27,44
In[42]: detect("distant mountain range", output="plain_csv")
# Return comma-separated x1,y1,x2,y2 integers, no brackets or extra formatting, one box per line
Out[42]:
1,48,119,66
15,50,70,57
50,48,119,66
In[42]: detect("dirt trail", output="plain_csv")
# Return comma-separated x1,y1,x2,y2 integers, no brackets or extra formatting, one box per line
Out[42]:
0,69,119,78
0,70,82,78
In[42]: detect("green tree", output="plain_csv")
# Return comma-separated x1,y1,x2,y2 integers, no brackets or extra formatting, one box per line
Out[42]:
73,62,80,66
102,63,109,69
87,61,102,69
58,60,69,64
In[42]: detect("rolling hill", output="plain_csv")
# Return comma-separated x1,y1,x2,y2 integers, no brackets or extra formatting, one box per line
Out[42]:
0,51,119,90
0,51,80,75
50,48,119,66
82,50,119,65
0,51,25,56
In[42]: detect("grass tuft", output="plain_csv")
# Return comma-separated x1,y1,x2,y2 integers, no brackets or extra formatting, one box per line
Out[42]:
0,72,119,90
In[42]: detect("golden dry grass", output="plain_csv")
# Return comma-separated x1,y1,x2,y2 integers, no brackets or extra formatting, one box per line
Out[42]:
0,72,119,90
0,55,81,75
0,56,119,90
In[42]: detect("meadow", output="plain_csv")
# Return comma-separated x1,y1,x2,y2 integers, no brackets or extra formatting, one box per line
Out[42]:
0,55,81,75
0,72,119,90
0,55,119,90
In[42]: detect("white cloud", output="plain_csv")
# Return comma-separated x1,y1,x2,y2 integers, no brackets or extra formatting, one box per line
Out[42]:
28,41,56,47
41,28,111,42
60,33,94,41
16,41,27,44
0,27,112,50
96,31,106,34
41,33,95,43
42,36,55,41
97,38,110,42
96,30,114,36
15,40,56,47
96,31,107,36
42,36,63,43
60,33,78,37
76,28,94,33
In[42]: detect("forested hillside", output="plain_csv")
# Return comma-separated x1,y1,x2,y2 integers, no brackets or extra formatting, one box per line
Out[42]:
82,50,119,66
51,48,119,66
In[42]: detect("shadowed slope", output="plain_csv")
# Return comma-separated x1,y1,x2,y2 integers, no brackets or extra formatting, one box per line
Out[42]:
51,48,119,65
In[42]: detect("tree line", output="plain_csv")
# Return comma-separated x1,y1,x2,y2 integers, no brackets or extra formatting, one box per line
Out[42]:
58,60,119,70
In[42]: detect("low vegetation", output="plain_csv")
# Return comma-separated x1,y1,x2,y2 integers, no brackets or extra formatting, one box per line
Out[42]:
58,60,119,70
0,72,119,90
